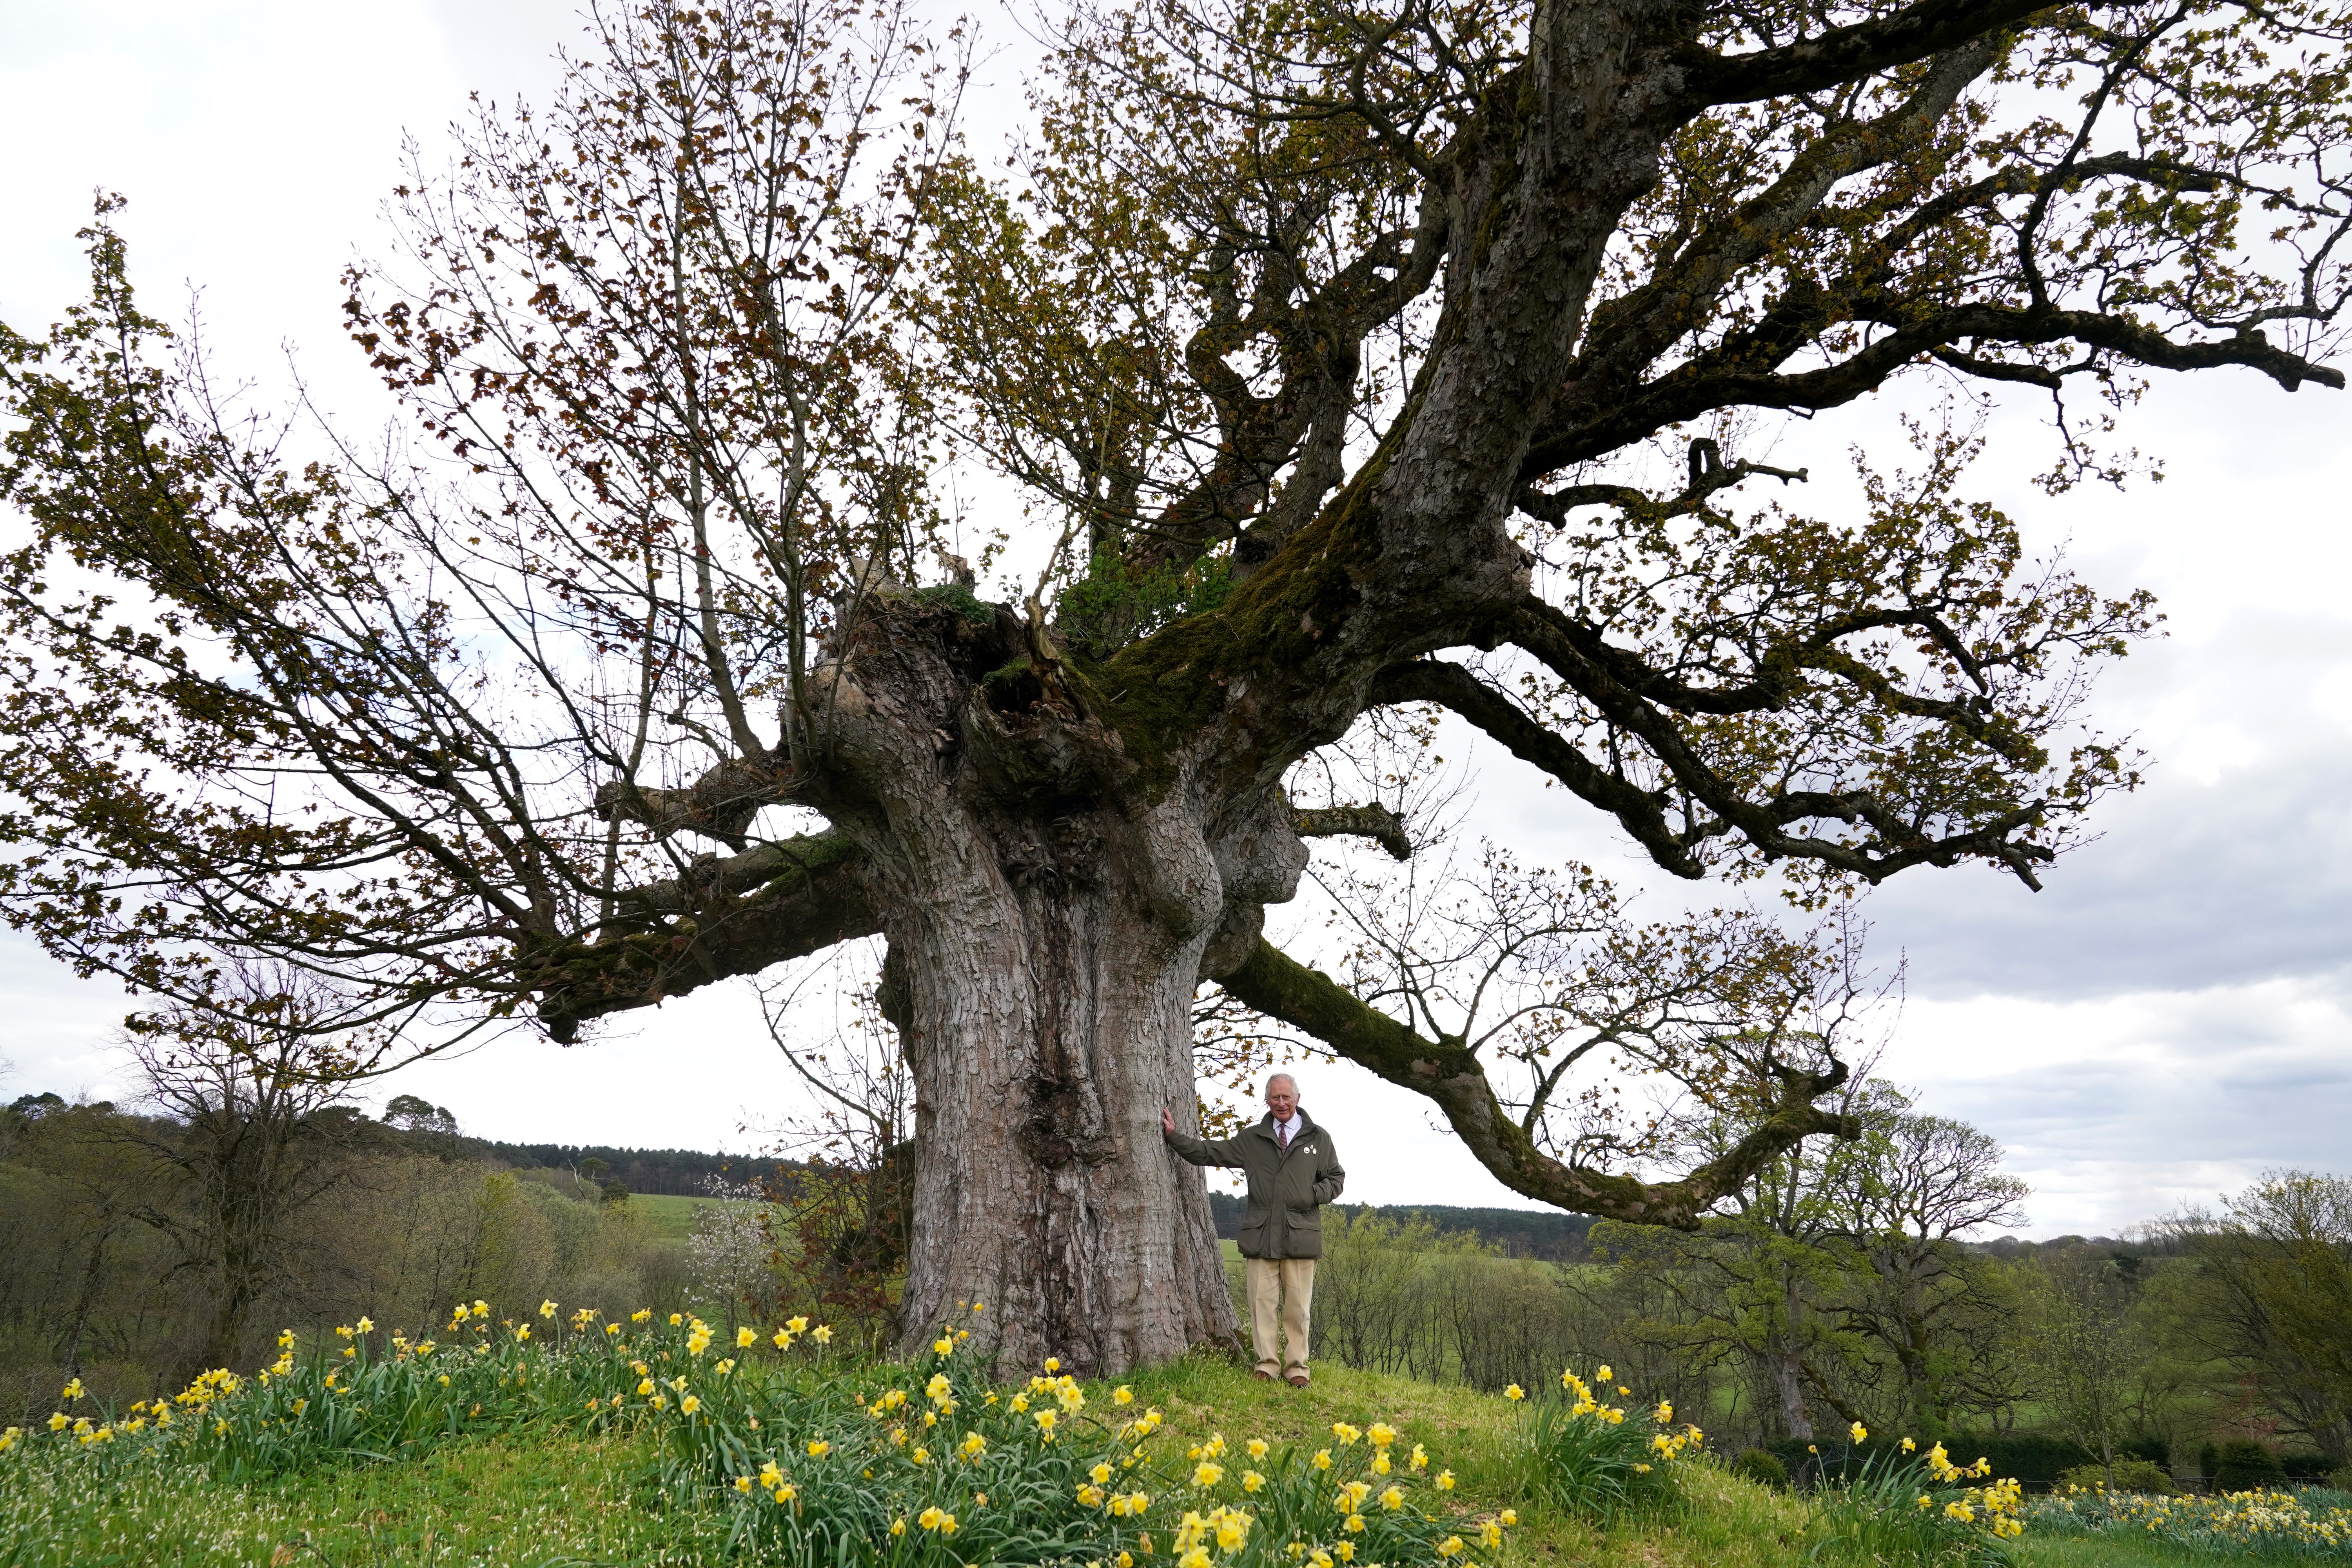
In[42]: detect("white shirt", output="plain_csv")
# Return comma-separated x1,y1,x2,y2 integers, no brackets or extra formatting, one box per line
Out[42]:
1272,1111,1303,1146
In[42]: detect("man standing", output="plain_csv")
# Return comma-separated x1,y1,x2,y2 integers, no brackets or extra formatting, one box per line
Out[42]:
1162,1073,1345,1386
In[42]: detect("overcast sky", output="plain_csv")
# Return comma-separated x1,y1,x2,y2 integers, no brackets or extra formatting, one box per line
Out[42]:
3,0,2347,1238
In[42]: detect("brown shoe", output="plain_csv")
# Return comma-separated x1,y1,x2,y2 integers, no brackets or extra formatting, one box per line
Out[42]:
1286,1372,1310,1388
1252,1368,1277,1381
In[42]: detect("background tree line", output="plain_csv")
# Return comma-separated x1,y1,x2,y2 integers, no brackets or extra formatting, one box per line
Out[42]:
0,1073,796,1428
1263,1091,2351,1495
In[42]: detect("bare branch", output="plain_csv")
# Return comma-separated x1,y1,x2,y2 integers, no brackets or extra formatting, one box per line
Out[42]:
1214,937,1854,1228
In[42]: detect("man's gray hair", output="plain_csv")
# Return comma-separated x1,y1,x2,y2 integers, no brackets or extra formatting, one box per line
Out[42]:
1264,1073,1298,1094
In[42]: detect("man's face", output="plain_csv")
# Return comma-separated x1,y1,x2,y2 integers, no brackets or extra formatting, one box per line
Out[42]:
1265,1080,1298,1121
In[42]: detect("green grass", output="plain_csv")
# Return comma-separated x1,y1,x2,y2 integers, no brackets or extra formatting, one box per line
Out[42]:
2016,1537,2261,1568
3,1339,2327,1568
0,1427,727,1566
625,1194,752,1242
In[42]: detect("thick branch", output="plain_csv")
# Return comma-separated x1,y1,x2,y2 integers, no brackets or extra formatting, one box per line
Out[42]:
592,750,793,849
1677,0,2053,107
1292,802,1412,860
1517,437,1808,527
532,831,878,1040
1373,660,1706,877
1215,938,1853,1228
1534,301,2343,479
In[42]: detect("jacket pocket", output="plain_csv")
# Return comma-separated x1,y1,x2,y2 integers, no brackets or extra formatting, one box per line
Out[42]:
1237,1217,1268,1258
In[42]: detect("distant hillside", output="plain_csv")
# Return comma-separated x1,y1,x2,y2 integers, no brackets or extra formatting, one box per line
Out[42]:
1206,1192,1594,1260
480,1142,765,1197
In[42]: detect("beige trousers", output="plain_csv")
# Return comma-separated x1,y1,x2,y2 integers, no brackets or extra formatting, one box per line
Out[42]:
1244,1256,1316,1377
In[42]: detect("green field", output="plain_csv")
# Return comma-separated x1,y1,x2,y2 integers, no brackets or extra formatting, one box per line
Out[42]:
624,1192,755,1242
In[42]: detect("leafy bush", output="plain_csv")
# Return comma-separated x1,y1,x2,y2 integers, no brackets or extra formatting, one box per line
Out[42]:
2214,1439,2288,1494
1058,548,1233,659
1731,1448,1790,1490
1512,1365,1701,1526
2055,1459,2176,1495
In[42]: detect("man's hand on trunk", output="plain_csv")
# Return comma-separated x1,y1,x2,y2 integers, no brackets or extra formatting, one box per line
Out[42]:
1161,1106,1176,1136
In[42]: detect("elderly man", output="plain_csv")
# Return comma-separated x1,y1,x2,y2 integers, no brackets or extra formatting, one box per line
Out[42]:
1162,1073,1345,1386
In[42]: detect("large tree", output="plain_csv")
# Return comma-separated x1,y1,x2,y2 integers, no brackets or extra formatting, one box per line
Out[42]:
4,0,2347,1371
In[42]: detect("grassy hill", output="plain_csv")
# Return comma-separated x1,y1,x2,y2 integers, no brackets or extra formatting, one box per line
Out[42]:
6,1329,2334,1567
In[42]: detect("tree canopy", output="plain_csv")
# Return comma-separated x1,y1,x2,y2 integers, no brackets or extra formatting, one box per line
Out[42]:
3,0,2347,1363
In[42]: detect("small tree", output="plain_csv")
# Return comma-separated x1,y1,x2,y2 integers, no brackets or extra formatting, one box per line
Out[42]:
1824,1094,2028,1434
2158,1172,2352,1466
2024,1249,2144,1493
117,970,378,1376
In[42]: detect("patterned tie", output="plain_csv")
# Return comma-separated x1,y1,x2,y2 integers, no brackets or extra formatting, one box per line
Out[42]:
1277,1122,1291,1153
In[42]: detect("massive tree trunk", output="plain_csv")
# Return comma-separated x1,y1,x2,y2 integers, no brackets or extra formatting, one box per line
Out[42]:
1768,1341,1816,1444
876,806,1246,1370
789,591,1321,1373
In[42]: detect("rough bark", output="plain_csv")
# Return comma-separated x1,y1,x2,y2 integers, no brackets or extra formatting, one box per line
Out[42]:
786,595,1321,1372
878,818,1245,1372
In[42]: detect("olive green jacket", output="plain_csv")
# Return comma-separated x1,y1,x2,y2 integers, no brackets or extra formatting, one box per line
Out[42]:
1165,1110,1345,1260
